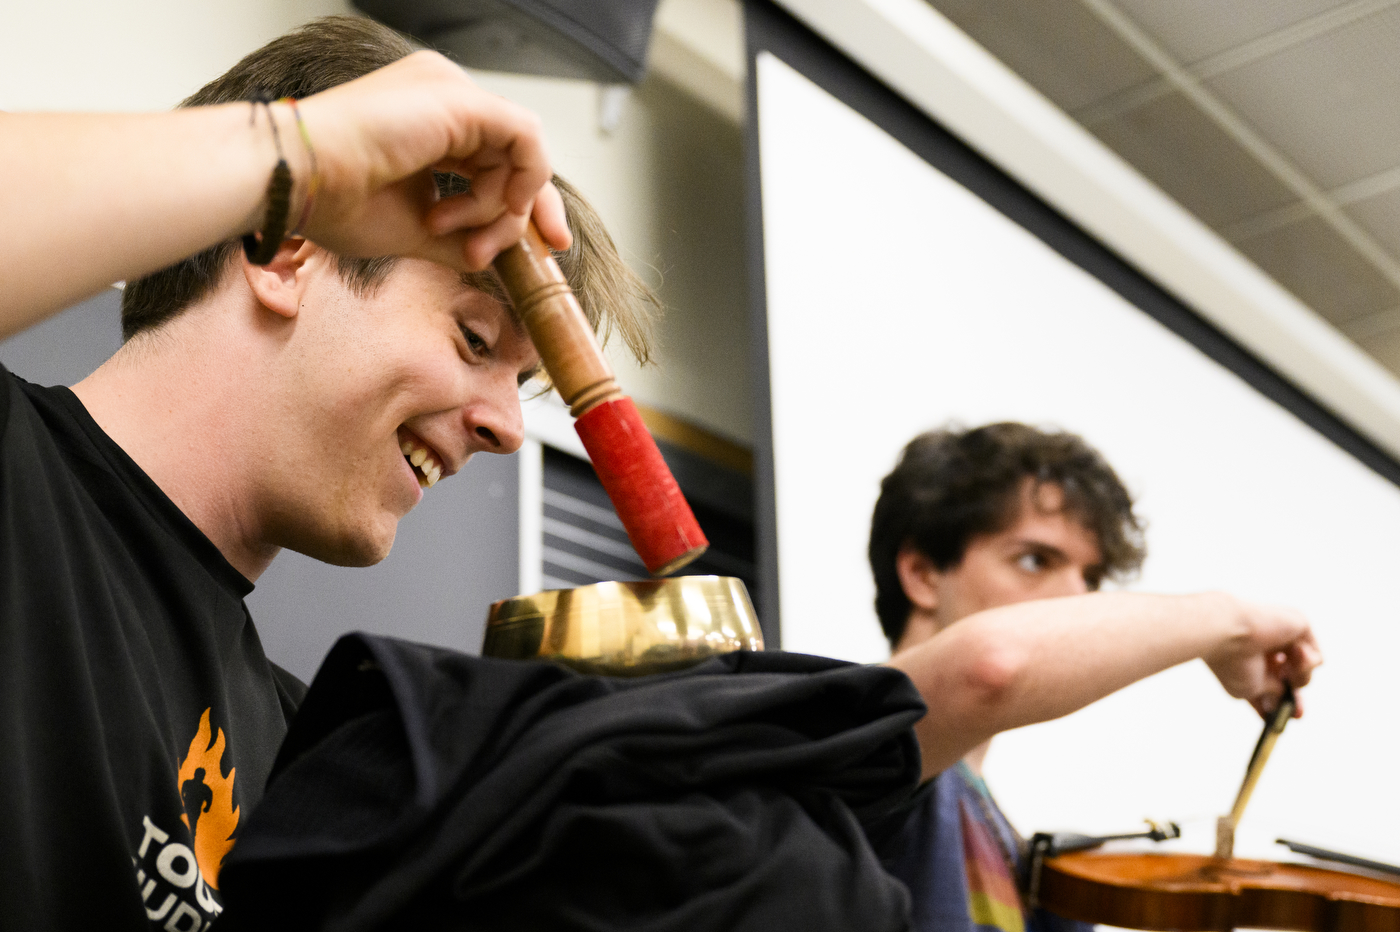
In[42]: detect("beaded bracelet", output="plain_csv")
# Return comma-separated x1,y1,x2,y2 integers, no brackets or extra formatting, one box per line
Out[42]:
242,98,292,265
280,97,319,237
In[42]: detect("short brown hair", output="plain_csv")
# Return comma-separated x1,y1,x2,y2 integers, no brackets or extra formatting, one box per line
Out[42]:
868,423,1146,647
120,15,656,364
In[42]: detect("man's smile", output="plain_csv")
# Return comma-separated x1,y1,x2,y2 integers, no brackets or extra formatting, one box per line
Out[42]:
396,427,446,488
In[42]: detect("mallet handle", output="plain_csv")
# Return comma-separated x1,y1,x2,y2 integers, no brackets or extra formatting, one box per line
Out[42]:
493,226,621,417
494,226,708,577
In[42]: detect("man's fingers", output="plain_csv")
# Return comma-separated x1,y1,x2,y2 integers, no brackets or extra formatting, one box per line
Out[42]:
424,167,570,256
298,49,561,269
424,183,567,271
1209,600,1319,722
438,89,552,218
1284,635,1322,688
461,208,532,271
531,181,571,251
1302,633,1323,672
502,139,553,216
426,168,510,235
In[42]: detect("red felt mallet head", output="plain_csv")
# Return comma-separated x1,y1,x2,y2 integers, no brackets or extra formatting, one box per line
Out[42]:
494,225,708,576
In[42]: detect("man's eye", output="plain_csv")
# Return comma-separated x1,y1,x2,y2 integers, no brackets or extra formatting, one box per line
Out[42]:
460,325,487,354
1016,552,1045,573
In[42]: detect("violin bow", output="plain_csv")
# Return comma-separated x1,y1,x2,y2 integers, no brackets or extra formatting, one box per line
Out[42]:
1216,682,1297,859
1276,838,1400,878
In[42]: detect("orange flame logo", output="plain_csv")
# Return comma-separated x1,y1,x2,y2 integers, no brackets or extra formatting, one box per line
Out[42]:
176,708,239,890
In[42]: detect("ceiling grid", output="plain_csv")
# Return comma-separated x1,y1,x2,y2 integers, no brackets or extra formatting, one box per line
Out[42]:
925,0,1400,369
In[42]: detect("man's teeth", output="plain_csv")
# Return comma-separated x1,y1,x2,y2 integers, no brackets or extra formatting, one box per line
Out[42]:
399,439,443,488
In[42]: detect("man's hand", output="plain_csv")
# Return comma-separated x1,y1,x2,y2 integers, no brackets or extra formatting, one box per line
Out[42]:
1200,593,1323,718
297,50,572,271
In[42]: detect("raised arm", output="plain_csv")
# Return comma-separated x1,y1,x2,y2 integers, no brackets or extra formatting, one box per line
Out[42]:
0,49,569,340
887,590,1322,780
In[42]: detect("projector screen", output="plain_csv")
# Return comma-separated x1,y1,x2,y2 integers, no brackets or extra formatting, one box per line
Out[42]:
749,5,1400,866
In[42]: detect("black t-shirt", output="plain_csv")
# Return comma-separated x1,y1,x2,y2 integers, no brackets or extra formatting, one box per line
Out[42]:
0,365,305,931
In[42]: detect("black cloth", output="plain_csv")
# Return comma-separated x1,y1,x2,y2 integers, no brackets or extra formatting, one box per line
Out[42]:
219,634,926,932
0,366,304,932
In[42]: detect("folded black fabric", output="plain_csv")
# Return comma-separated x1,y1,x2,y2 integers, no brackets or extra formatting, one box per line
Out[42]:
218,634,925,932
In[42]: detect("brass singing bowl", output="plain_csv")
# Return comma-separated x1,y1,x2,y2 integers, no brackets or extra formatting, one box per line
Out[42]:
482,576,764,676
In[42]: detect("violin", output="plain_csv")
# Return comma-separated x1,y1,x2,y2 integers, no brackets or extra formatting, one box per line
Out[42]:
1024,685,1400,932
1033,850,1400,932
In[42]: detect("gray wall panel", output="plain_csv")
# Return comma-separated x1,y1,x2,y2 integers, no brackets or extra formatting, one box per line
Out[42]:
0,287,123,385
247,452,520,683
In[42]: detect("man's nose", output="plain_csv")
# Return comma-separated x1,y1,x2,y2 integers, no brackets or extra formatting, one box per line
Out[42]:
463,379,525,455
1059,569,1091,597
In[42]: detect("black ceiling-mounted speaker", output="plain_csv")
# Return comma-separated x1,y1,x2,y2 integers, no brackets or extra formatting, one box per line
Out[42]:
353,0,664,84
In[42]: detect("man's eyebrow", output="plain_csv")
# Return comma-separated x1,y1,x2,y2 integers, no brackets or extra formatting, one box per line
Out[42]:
1013,539,1069,559
518,362,544,387
458,270,525,333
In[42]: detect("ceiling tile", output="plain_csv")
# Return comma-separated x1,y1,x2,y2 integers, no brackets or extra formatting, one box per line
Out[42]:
1233,214,1400,324
1109,0,1351,65
1204,4,1400,188
1354,327,1400,379
1343,186,1400,257
1089,90,1298,228
926,0,1157,110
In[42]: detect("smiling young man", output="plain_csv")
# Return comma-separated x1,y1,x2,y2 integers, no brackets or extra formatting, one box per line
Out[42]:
0,16,654,931
870,423,1322,932
85,251,545,580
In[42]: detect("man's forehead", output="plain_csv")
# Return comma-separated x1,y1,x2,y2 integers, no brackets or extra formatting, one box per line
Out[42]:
1026,479,1068,513
457,270,524,333
1002,482,1102,556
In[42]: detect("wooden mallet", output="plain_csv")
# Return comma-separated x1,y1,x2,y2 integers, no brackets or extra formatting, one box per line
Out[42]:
494,225,708,576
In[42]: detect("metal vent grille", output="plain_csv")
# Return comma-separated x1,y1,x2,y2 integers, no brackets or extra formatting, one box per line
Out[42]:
540,445,757,595
542,446,646,589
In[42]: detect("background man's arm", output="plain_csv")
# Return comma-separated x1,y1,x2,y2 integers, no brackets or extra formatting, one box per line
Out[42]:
0,50,569,341
887,591,1322,780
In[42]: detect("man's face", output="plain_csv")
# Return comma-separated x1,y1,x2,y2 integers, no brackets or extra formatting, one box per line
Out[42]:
917,479,1104,635
257,254,539,566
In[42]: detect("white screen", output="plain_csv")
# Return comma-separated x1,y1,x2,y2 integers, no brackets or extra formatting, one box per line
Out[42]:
758,51,1400,863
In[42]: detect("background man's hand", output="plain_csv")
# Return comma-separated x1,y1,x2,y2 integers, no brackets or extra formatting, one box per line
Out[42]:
298,50,572,270
1200,593,1323,718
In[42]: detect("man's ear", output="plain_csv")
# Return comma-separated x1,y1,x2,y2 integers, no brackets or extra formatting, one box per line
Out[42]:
242,238,316,320
896,545,941,613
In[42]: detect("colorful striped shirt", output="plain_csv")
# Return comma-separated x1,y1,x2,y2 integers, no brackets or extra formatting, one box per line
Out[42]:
877,764,1096,932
